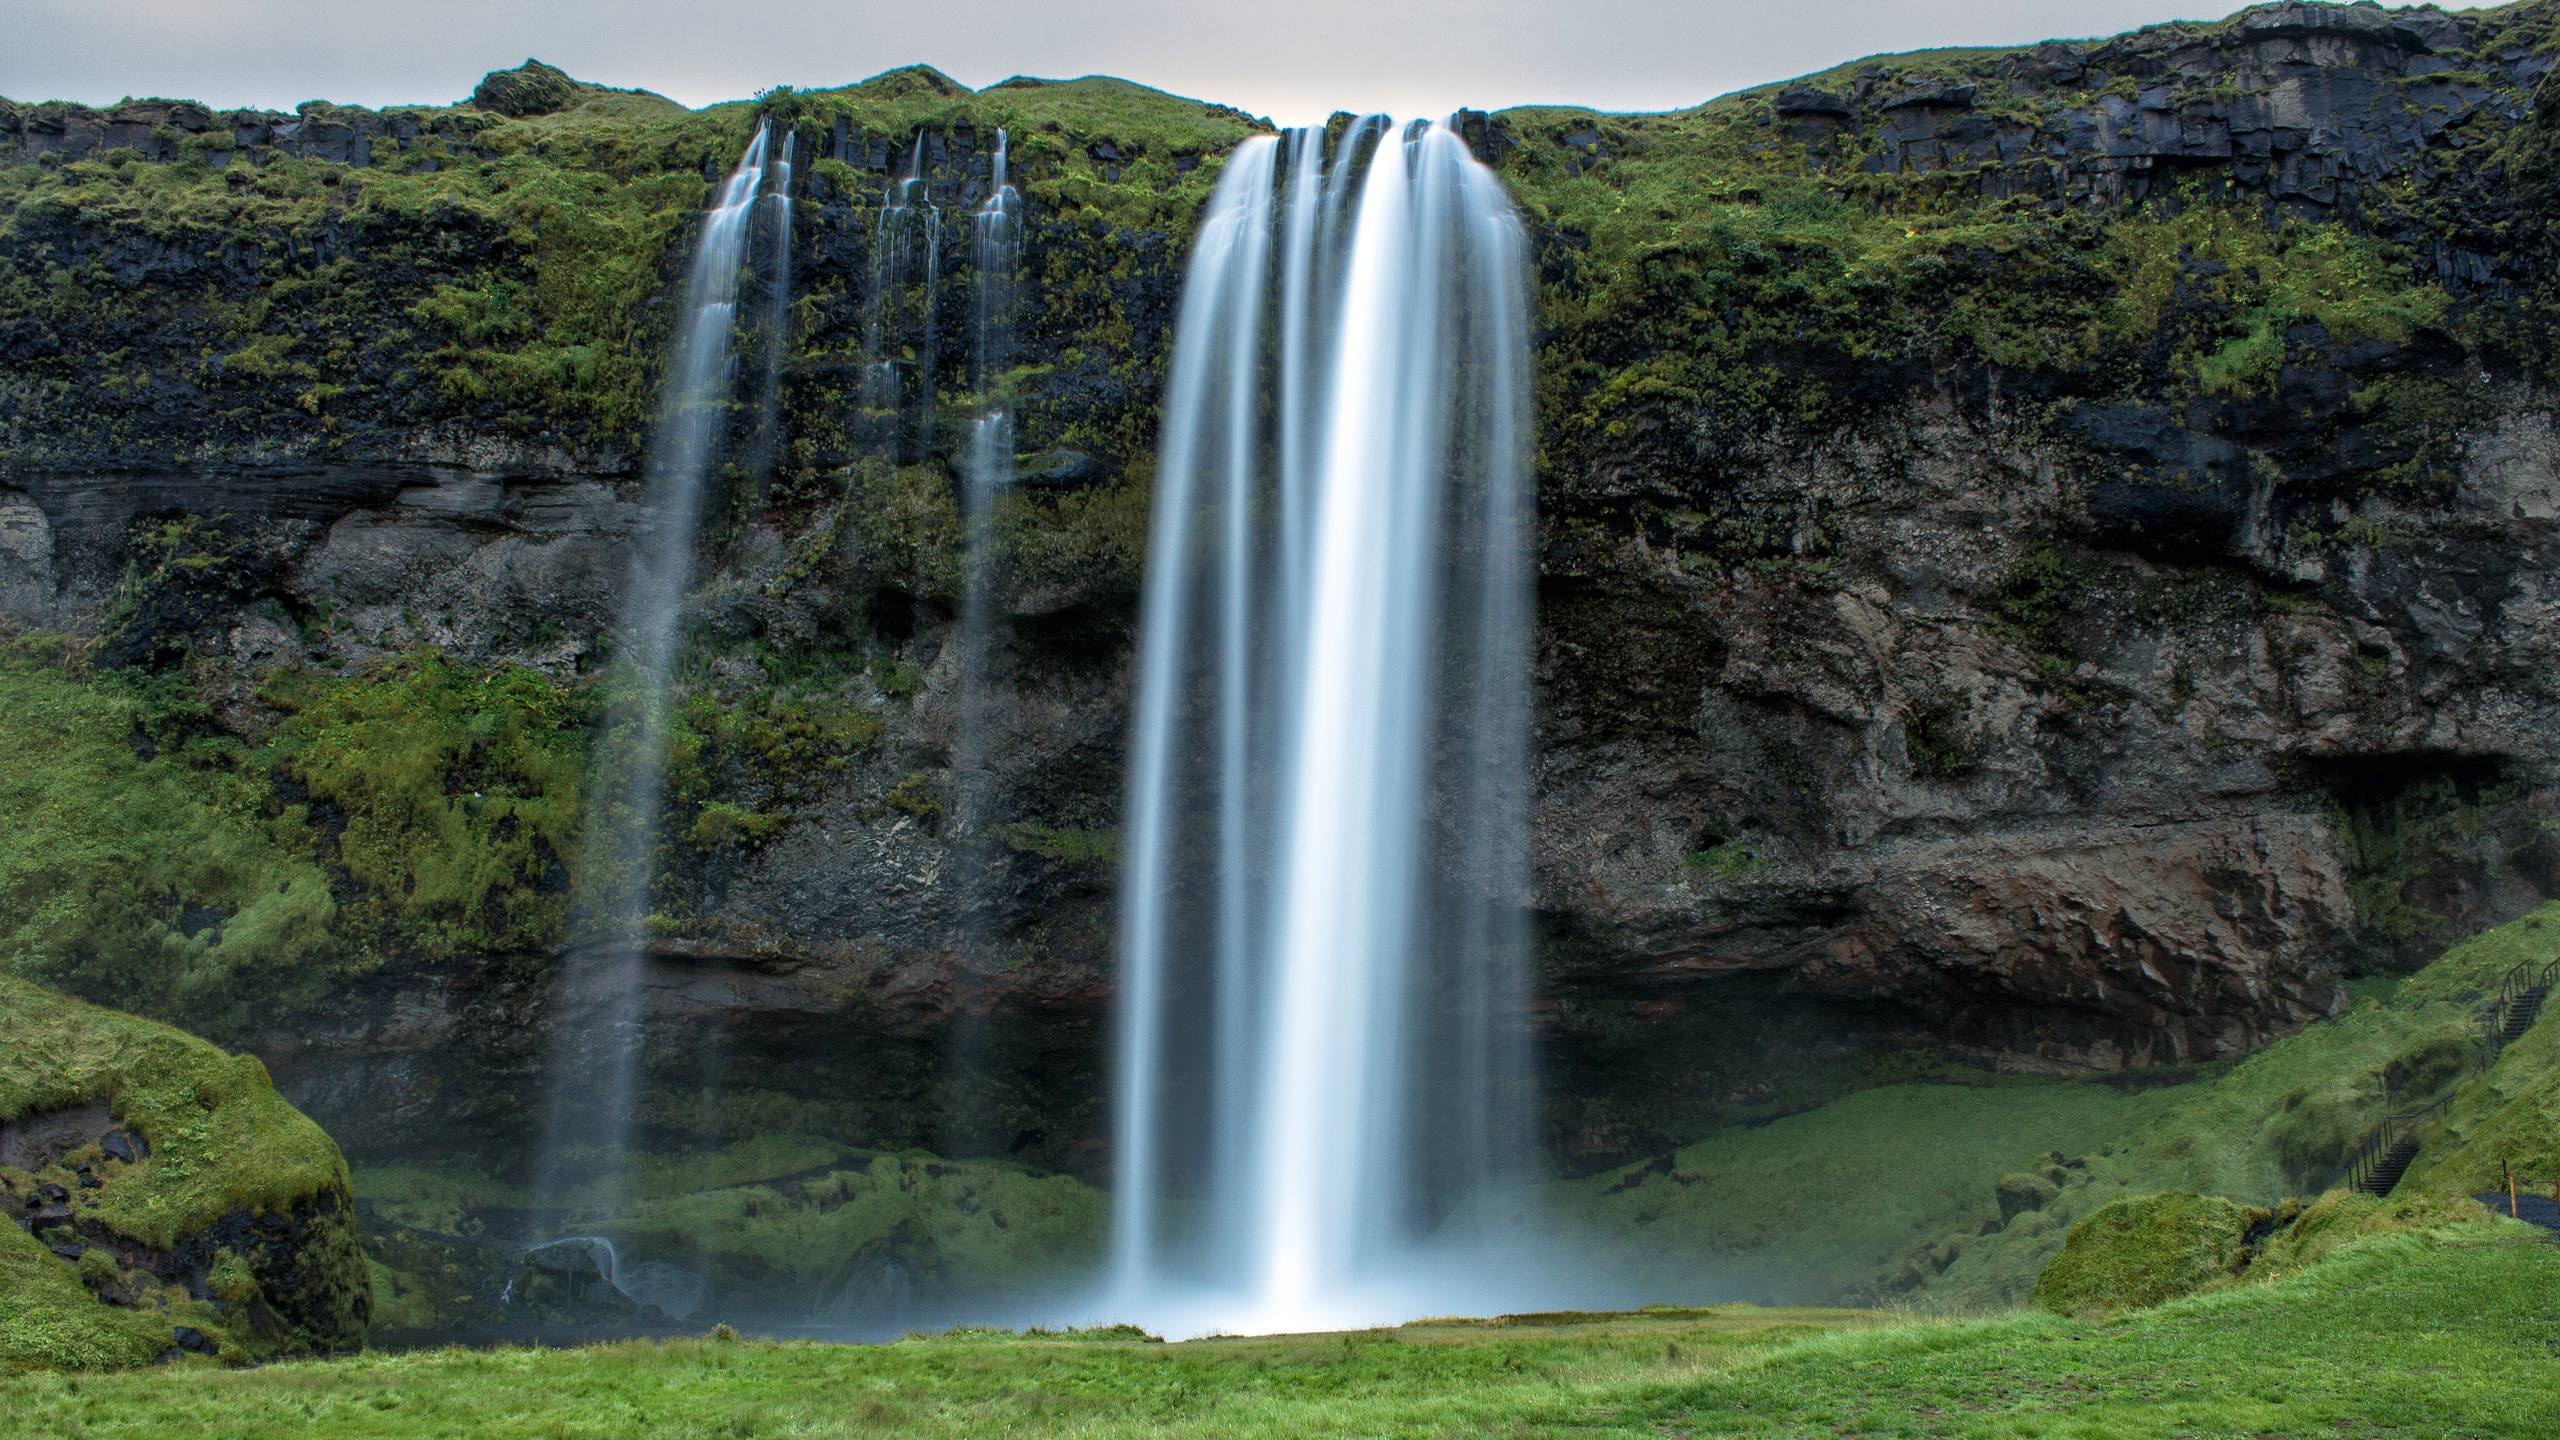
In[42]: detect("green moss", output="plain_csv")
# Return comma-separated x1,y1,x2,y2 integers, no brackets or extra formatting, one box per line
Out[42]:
1567,905,2560,1311
0,653,340,1027
0,1223,216,1374
2031,1192,2265,1317
988,822,1119,865
0,978,367,1365
259,651,588,962
2250,1189,2499,1283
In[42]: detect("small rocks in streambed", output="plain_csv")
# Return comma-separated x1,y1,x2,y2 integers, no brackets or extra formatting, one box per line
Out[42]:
503,1237,707,1325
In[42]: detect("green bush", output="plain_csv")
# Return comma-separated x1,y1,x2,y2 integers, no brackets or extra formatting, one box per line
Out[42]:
1994,1171,2060,1220
2032,1192,2266,1317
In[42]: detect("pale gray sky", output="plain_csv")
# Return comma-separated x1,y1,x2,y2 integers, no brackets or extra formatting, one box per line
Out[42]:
0,0,2511,124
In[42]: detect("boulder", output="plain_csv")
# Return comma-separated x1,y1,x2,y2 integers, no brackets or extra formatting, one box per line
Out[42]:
0,979,368,1370
470,60,577,118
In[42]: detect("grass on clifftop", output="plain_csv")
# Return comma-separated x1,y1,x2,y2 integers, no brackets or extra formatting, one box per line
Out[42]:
2,1225,2551,1436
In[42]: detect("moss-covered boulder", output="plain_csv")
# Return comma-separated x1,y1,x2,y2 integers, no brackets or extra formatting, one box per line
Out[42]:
0,978,368,1370
2031,1192,2268,1317
470,59,577,117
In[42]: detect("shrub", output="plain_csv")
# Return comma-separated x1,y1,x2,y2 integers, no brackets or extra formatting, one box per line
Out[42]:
2032,1192,2266,1317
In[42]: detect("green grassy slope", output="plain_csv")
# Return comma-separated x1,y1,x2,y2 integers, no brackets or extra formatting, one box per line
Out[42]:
1560,904,2560,1309
1,1225,2548,1436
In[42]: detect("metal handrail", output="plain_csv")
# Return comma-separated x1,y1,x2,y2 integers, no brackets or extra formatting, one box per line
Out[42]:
2340,1094,2455,1195
2493,956,2557,1016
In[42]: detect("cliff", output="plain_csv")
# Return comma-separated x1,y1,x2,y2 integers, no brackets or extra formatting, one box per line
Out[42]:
0,0,2556,1175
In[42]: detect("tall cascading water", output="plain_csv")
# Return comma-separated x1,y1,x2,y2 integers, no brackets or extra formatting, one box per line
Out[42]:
952,128,1021,850
939,130,1024,1151
1109,118,1538,1334
862,132,943,459
740,129,797,499
532,123,779,1232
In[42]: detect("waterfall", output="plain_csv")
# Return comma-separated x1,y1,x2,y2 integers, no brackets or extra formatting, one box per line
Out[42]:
941,130,1024,1150
534,123,778,1228
742,129,796,498
1109,118,1538,1334
952,129,1021,850
863,132,943,459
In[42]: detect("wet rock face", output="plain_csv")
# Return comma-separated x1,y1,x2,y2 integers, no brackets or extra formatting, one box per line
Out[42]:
1772,0,2554,217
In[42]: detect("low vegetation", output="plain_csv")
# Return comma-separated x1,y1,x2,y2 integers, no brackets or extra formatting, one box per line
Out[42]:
1567,903,2560,1310
0,979,367,1370
0,646,589,1031
2,1223,2551,1435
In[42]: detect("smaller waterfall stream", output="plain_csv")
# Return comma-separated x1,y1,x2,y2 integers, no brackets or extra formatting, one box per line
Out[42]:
940,130,1024,1152
863,133,943,459
743,130,796,498
534,121,786,1235
953,128,1021,847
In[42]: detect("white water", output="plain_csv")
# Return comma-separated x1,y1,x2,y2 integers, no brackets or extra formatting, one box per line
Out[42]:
535,123,780,1224
940,132,1025,1150
744,130,796,496
863,132,943,457
951,127,1022,856
1109,118,1538,1335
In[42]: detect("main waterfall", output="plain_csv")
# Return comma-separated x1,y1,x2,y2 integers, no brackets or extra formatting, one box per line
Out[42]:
1111,118,1537,1333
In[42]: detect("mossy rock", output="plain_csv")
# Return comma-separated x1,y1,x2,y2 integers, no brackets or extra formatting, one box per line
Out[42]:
470,60,577,118
0,978,368,1370
2031,1191,2267,1318
2251,1190,2497,1284
1994,1171,2060,1220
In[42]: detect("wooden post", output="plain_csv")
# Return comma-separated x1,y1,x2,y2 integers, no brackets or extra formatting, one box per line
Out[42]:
2506,1160,2519,1219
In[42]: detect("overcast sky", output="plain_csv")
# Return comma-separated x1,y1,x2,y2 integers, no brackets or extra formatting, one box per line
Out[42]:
0,0,2511,124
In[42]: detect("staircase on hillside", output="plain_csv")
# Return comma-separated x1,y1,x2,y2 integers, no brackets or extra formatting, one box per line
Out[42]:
2329,956,2552,1201
2495,984,2549,1050
2356,1132,2423,1197
2343,1095,2454,1199
2481,957,2558,1065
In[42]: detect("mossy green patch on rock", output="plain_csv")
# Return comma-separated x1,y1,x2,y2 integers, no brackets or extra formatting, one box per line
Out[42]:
2030,1191,2266,1317
0,1221,213,1374
1564,904,2560,1311
0,651,341,1029
260,651,589,963
0,978,367,1367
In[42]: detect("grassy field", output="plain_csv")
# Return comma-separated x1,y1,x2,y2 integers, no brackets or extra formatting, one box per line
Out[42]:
2,1224,2551,1437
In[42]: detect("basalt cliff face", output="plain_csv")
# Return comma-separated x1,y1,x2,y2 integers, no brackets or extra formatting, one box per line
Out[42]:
2,1,2558,1174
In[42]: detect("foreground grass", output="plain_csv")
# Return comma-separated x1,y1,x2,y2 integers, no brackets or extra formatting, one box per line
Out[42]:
5,1228,2552,1437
